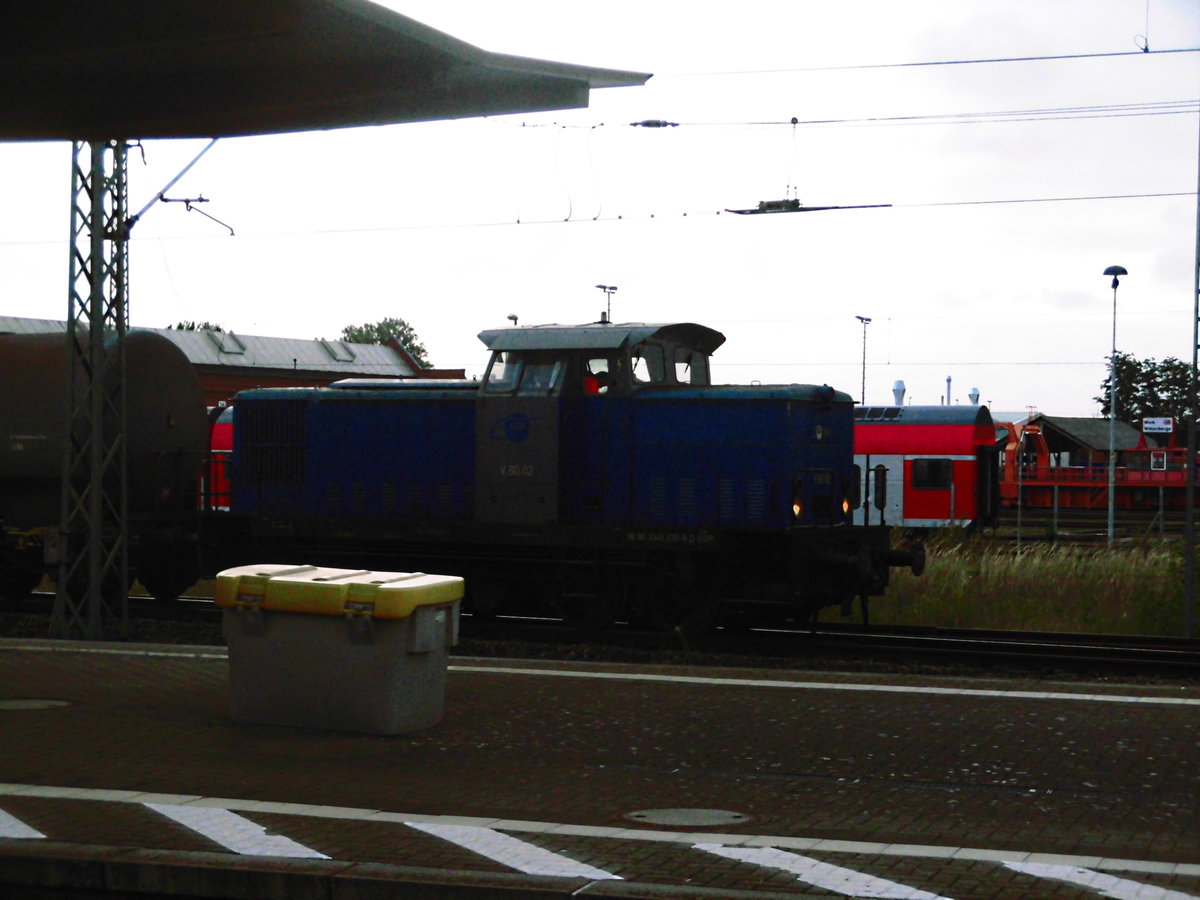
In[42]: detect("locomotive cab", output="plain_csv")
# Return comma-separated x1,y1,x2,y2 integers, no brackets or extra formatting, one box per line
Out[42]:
474,322,723,526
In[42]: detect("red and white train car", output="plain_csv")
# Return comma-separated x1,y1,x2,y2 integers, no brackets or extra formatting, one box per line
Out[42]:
853,405,1000,530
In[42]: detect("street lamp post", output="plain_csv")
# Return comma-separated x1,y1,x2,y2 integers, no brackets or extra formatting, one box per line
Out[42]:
855,315,871,404
1103,265,1127,545
595,284,617,323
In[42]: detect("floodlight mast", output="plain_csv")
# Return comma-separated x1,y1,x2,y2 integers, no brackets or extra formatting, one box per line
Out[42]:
1102,265,1127,547
855,316,871,404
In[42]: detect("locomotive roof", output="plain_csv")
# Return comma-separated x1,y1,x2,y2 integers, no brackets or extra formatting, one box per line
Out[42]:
477,322,726,354
855,405,994,427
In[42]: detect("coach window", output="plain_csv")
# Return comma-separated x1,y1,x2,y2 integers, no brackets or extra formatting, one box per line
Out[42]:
631,343,666,384
912,458,953,490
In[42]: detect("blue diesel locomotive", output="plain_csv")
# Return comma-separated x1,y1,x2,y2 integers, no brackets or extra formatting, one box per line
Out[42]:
224,321,922,632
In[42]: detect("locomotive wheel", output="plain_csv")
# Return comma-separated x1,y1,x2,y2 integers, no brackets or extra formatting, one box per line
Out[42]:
646,578,723,637
555,579,624,636
466,581,505,620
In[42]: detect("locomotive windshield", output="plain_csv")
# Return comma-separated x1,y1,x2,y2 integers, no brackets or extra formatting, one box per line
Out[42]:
483,351,563,395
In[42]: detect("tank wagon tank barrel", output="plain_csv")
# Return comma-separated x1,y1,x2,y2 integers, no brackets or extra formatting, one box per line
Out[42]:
214,319,922,634
0,330,209,605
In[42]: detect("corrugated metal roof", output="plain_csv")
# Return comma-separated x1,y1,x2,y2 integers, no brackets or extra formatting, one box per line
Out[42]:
0,316,417,377
0,316,63,336
1033,415,1145,451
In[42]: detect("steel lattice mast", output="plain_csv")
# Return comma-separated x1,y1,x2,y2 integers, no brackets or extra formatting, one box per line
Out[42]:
50,140,130,639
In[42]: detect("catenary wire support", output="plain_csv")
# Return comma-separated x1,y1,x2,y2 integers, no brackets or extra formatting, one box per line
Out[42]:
1186,105,1199,640
50,140,131,640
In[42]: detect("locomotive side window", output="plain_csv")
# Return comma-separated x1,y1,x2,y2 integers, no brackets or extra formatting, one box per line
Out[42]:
674,347,709,385
632,343,666,384
912,457,953,489
584,356,612,394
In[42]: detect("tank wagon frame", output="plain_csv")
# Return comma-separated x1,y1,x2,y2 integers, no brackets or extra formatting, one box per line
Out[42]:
220,321,922,632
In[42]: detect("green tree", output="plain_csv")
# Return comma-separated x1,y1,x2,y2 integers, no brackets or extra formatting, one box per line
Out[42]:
169,320,224,332
1095,351,1194,425
339,317,430,368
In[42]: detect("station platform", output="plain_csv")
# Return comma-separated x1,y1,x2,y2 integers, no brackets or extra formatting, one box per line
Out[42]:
1,636,1199,899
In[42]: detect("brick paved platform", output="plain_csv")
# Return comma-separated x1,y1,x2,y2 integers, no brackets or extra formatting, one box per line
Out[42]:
1,637,1199,898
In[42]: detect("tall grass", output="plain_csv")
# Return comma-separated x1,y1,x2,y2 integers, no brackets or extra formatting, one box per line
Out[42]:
864,536,1190,636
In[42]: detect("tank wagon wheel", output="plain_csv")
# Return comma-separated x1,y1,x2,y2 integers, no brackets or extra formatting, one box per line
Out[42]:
0,569,42,609
62,570,131,609
136,543,202,603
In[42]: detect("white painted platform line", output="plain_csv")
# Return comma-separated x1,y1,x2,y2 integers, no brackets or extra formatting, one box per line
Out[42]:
144,803,329,859
0,807,45,839
696,844,953,899
408,822,621,880
1005,862,1200,900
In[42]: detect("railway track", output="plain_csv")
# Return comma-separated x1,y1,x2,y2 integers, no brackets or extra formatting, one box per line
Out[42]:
460,616,1200,678
3,592,1197,679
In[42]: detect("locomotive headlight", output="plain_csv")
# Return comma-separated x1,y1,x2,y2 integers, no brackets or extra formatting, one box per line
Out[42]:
842,497,851,515
815,425,825,441
792,499,803,518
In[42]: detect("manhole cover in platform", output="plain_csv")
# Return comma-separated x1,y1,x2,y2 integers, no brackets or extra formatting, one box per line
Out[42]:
0,699,71,711
625,808,752,827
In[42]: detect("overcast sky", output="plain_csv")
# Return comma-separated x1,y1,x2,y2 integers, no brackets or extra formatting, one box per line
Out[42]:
0,0,1197,417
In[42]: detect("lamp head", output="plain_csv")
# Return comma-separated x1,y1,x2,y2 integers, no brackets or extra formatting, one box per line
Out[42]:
1103,265,1127,289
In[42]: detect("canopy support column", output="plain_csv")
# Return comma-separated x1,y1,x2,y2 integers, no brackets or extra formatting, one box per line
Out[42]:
50,140,130,640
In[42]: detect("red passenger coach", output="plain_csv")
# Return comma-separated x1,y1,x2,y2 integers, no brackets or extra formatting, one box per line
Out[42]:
201,405,234,511
853,405,1000,531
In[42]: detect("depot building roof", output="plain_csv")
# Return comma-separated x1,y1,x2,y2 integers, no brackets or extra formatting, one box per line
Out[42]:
0,315,435,379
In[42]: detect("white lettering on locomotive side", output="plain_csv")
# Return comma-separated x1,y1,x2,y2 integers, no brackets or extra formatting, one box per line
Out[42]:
499,464,536,477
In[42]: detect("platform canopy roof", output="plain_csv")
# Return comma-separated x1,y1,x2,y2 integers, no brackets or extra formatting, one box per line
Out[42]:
0,0,650,140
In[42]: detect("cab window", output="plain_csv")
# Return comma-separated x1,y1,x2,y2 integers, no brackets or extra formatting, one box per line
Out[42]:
674,347,709,385
518,359,561,395
483,352,562,395
632,344,666,384
583,356,612,394
484,351,519,392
